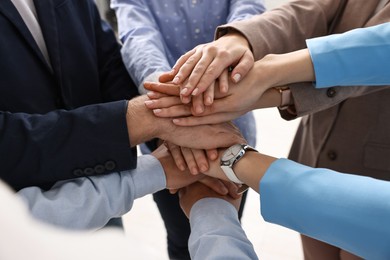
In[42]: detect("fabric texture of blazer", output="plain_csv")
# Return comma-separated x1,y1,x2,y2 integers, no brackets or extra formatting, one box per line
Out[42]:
218,0,390,180
0,0,138,190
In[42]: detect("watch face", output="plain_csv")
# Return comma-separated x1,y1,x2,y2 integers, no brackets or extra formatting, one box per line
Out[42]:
222,144,243,162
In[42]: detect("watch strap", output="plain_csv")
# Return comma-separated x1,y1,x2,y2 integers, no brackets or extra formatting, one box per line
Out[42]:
221,165,244,184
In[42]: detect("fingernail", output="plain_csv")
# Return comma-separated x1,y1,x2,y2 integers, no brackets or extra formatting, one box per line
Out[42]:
153,109,162,114
191,167,198,175
146,91,155,98
172,119,181,124
200,164,208,172
206,96,213,105
192,88,199,96
233,73,241,83
180,88,188,95
220,186,228,194
144,100,154,106
173,76,180,84
170,68,175,74
196,105,203,114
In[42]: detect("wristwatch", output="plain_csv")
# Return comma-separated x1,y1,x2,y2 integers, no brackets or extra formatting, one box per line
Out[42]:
220,144,258,184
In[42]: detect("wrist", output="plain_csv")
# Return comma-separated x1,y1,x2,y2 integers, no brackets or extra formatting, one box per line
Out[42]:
233,152,277,193
126,95,160,146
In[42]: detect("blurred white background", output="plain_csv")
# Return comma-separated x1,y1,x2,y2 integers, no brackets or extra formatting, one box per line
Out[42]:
120,0,305,259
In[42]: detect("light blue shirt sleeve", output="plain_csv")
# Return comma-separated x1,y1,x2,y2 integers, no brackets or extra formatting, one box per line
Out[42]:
227,0,265,22
307,22,390,88
260,158,390,260
112,0,171,93
17,155,165,230
189,198,258,260
112,0,265,93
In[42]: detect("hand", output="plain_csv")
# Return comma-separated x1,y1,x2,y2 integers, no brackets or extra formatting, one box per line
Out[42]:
145,62,280,126
160,31,254,104
178,182,242,218
164,142,218,174
152,144,202,190
153,144,241,197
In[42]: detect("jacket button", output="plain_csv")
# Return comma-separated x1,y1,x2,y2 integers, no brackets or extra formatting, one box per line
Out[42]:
73,169,84,177
105,160,116,171
327,151,337,161
327,88,336,98
84,167,95,175
94,164,105,174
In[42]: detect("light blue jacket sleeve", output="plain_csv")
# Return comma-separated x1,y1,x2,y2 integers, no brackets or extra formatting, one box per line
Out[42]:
17,155,165,230
227,0,266,23
189,198,258,260
307,22,390,88
111,0,171,93
260,158,390,260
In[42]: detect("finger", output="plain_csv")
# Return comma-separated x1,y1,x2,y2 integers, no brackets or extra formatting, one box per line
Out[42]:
171,48,197,82
203,81,215,106
206,149,218,161
222,180,241,199
191,149,209,173
159,70,175,83
172,111,245,126
192,93,205,115
199,177,228,195
181,147,199,175
230,50,254,83
166,142,186,171
169,189,178,194
152,104,193,118
144,82,180,96
175,47,204,87
146,91,168,99
144,96,182,109
218,69,229,94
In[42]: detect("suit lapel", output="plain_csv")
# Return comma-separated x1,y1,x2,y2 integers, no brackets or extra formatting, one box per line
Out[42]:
0,0,50,69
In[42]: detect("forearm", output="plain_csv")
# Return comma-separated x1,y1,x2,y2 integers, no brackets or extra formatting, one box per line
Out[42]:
189,198,258,260
260,159,390,259
307,23,390,88
1,101,136,190
18,155,165,230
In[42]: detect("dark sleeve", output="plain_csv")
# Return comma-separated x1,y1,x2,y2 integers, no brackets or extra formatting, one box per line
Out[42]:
0,100,136,190
93,2,139,101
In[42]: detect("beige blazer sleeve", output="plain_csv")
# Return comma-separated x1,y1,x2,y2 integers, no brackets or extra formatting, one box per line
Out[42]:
216,0,390,119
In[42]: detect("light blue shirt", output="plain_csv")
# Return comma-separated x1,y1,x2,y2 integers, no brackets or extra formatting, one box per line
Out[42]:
307,22,390,88
112,0,266,92
18,155,165,230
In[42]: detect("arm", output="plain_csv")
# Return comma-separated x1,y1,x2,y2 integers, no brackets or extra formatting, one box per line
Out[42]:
307,22,390,88
202,148,390,259
260,159,390,260
179,182,258,260
18,155,164,230
189,199,258,260
227,0,266,22
111,0,171,93
1,101,136,190
18,145,205,230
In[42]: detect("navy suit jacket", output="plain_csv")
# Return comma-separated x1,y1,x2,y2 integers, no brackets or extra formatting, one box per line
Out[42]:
0,0,139,190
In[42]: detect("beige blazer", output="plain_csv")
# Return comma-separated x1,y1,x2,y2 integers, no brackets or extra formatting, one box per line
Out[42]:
218,0,390,180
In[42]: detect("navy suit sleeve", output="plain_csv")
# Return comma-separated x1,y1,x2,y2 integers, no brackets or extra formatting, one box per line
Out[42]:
0,100,136,190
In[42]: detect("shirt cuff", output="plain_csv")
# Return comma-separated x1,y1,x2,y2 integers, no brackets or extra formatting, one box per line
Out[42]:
131,154,166,199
